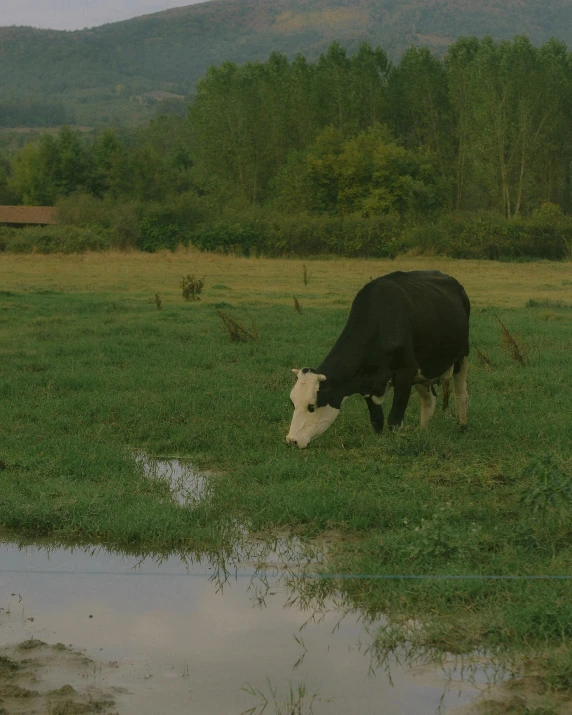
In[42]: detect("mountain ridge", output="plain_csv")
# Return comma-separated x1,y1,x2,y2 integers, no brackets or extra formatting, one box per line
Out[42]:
1,0,572,126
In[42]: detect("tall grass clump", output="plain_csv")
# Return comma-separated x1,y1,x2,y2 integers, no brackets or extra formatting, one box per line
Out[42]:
181,274,205,301
216,308,258,342
495,314,529,365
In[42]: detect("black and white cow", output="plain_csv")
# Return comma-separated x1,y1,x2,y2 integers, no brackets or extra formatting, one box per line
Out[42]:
287,270,470,448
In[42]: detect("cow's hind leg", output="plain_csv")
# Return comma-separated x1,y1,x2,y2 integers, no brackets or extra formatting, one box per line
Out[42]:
442,379,450,410
415,384,437,427
365,395,384,434
440,366,454,411
453,356,469,431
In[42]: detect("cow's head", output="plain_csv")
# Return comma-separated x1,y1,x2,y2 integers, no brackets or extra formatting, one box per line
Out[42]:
286,368,341,448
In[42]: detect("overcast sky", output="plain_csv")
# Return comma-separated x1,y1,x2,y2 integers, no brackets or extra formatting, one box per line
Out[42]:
1,1,208,31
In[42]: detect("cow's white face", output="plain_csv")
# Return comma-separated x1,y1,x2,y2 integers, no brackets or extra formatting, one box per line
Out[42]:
286,369,340,449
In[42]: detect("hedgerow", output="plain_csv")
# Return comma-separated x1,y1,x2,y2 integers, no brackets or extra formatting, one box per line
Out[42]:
2,205,571,259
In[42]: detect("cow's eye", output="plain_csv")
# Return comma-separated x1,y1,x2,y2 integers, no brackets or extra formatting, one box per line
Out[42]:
308,404,315,413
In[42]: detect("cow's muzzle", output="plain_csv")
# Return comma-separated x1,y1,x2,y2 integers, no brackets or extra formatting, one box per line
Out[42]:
286,436,308,449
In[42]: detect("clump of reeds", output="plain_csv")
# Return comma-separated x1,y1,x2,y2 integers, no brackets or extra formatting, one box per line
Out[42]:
181,274,205,301
154,294,162,310
494,315,529,365
293,295,303,314
217,309,258,342
472,342,493,367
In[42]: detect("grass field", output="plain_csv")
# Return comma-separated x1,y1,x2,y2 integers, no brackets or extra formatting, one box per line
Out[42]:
1,251,572,697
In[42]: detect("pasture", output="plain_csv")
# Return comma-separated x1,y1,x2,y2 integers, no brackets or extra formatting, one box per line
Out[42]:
1,251,571,690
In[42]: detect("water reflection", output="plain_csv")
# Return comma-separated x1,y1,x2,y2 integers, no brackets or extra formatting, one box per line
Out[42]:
0,532,511,714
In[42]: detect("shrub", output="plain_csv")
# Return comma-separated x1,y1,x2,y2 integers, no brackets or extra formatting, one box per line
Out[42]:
180,274,204,301
57,193,142,249
0,227,18,252
191,222,264,256
56,193,114,228
109,203,141,249
137,196,206,252
406,211,572,259
1,225,109,253
138,216,181,252
190,214,405,257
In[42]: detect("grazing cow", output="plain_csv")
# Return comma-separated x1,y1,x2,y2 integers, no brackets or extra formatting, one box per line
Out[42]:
287,270,470,448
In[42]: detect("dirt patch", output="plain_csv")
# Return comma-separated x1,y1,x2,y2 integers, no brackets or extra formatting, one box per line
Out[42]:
0,640,118,715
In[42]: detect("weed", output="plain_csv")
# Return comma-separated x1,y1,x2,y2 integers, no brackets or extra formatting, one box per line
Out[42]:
292,634,308,670
519,455,572,526
472,342,493,367
533,648,572,694
495,314,529,365
408,503,481,561
241,679,320,715
293,296,303,314
154,294,162,310
216,309,258,342
181,274,205,301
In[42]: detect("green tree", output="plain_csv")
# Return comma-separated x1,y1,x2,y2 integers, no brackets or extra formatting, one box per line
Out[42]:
9,136,57,205
314,43,354,136
288,124,447,217
8,127,92,204
91,128,128,197
348,43,391,130
387,47,452,184
445,36,481,209
463,37,571,217
53,126,93,196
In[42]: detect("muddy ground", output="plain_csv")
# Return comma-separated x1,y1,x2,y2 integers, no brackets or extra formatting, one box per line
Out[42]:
0,639,120,715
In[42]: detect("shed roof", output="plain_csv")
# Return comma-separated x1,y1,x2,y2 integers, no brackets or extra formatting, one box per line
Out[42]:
0,205,56,225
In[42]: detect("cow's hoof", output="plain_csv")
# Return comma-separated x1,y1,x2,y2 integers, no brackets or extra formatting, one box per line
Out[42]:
371,422,384,435
388,422,403,432
460,424,468,433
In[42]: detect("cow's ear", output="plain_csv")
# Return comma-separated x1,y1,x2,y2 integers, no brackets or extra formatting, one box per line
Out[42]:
291,368,301,377
317,374,327,382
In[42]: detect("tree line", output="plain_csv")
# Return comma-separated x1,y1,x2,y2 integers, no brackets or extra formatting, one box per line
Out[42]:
2,36,572,230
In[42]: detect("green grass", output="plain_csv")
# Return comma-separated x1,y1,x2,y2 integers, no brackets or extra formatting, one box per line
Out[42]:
1,263,571,672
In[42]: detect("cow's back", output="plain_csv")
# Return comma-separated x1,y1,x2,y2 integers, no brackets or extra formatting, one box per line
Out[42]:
319,270,470,383
377,270,470,378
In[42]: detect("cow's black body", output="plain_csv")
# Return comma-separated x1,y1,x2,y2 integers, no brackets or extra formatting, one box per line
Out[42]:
314,270,470,430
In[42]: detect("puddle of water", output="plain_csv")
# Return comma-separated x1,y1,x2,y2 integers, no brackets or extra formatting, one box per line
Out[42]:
140,456,210,506
140,457,320,569
0,539,502,715
0,459,511,713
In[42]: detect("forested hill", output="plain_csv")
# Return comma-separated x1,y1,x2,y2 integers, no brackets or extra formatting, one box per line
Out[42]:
2,0,572,126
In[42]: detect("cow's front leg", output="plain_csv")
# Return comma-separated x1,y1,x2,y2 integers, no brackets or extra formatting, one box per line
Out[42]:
387,370,414,429
415,383,437,427
365,395,385,434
